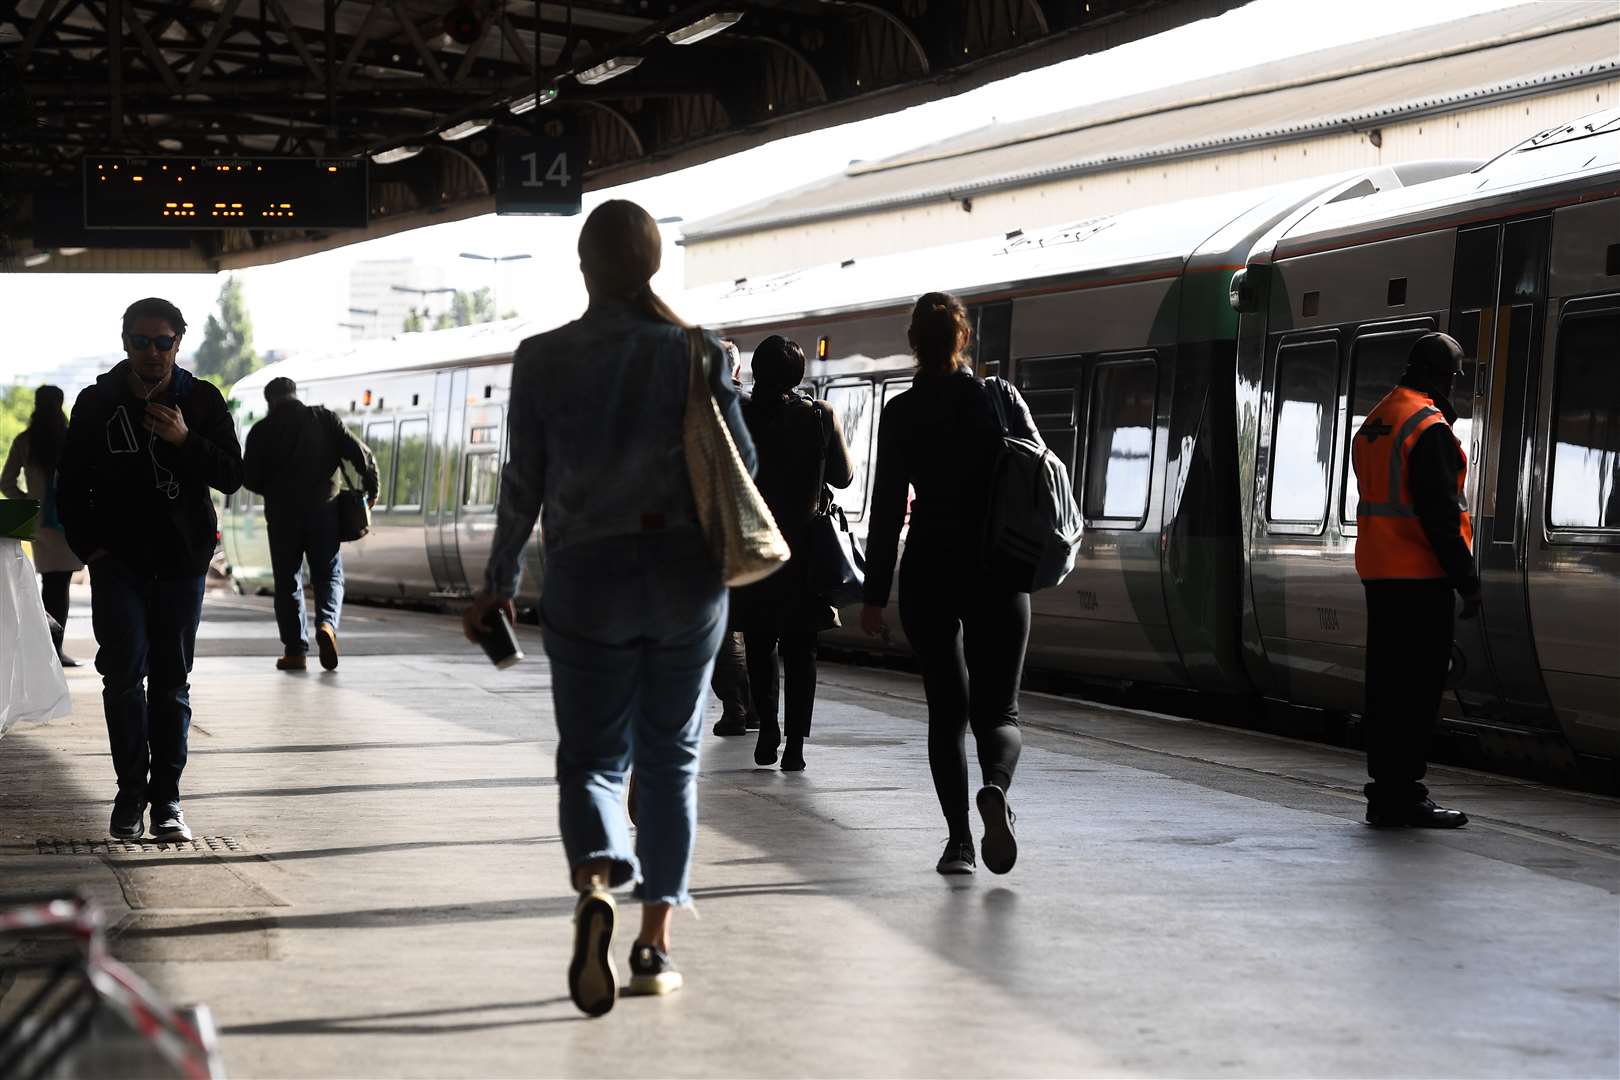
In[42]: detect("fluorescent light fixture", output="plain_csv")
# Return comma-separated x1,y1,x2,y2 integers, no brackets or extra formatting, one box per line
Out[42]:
666,12,743,45
575,56,641,85
439,119,492,141
157,138,184,151
510,85,559,114
58,247,88,256
23,252,51,267
371,145,424,164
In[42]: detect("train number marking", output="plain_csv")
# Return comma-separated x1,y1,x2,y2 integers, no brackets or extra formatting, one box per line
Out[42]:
1316,606,1341,632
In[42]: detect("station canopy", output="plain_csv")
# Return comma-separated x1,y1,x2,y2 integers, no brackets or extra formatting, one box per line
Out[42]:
1,0,1245,272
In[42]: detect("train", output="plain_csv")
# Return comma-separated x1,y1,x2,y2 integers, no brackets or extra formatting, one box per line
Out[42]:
226,106,1620,763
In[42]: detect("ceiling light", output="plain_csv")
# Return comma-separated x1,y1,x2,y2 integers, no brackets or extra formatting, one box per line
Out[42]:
371,145,424,164
158,138,184,151
58,247,87,256
575,56,641,85
439,118,492,141
23,252,51,268
510,85,559,114
666,12,743,45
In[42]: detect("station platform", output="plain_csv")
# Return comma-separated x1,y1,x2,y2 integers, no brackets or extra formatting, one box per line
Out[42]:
2,590,1617,1078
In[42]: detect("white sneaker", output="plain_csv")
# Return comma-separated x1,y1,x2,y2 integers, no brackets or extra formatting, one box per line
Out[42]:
150,805,193,844
568,887,618,1017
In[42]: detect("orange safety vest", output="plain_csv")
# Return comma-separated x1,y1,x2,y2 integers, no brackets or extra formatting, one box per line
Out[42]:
1351,385,1474,581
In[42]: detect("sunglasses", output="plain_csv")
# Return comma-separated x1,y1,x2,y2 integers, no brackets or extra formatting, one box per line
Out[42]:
126,334,178,352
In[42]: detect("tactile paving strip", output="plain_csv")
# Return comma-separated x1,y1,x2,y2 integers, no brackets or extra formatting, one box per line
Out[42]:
34,837,244,855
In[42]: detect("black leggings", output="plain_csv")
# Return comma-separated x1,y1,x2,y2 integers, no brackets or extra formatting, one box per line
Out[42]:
40,570,71,654
744,629,819,739
897,556,1029,841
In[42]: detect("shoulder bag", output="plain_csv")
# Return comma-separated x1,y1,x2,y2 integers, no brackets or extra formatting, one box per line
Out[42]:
684,328,790,586
806,402,866,608
320,409,371,543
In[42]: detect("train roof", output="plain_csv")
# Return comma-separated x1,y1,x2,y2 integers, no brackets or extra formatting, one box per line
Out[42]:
1263,106,1620,261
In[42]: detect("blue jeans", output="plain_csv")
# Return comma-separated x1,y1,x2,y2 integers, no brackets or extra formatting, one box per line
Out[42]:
268,500,344,655
88,559,206,807
539,529,725,906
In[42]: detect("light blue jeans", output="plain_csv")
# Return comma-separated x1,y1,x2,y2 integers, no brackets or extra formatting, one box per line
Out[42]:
539,528,724,906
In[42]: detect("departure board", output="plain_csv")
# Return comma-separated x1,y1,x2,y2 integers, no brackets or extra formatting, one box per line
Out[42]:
82,156,369,229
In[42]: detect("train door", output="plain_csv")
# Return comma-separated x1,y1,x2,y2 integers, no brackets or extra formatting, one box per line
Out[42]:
426,368,470,596
453,369,510,596
1526,197,1620,755
1450,219,1559,729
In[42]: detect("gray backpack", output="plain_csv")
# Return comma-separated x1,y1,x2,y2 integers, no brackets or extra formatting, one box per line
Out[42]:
982,377,1083,592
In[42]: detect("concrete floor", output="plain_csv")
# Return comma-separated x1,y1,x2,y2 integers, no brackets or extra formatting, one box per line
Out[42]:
1,591,1616,1078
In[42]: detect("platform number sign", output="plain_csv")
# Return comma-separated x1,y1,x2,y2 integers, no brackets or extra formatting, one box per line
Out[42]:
496,135,584,216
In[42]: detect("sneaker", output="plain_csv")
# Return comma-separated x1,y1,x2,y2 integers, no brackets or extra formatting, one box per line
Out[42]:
781,737,806,772
109,793,145,840
149,804,192,844
976,784,1018,874
623,943,683,997
936,838,976,876
58,654,82,669
315,624,340,671
276,654,307,671
568,887,618,1017
1366,798,1468,829
712,715,748,736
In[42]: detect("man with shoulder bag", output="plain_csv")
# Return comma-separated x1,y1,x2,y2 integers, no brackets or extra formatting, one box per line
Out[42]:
243,376,378,672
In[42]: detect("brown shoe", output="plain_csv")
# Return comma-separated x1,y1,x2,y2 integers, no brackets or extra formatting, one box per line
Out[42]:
315,623,339,671
276,654,307,671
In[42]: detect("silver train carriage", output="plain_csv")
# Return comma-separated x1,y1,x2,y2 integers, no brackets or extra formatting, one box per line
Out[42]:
225,107,1620,760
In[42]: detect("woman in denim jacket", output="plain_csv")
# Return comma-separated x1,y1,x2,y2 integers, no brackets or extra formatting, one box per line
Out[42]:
464,200,754,1017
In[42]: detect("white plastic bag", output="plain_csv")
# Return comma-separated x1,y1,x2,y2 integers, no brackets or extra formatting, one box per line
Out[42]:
1,538,72,738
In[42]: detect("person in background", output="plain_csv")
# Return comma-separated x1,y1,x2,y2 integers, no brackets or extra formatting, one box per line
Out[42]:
731,335,854,771
243,376,379,672
1,384,85,667
861,292,1040,877
710,337,761,737
1351,332,1477,829
462,200,754,1016
56,297,243,844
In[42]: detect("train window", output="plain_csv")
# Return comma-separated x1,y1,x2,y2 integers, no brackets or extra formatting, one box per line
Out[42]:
392,419,430,509
1343,328,1428,522
364,421,395,510
824,383,875,519
1083,358,1156,524
462,451,500,509
1267,341,1339,525
1548,310,1620,530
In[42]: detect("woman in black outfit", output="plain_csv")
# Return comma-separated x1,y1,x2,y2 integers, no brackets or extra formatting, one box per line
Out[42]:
861,293,1039,876
0,385,84,666
732,335,855,772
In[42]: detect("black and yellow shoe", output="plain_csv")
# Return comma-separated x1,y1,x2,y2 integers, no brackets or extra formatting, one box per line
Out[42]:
623,943,683,997
568,887,618,1017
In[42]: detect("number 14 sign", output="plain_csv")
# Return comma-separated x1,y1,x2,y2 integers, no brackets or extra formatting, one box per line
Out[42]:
496,135,584,216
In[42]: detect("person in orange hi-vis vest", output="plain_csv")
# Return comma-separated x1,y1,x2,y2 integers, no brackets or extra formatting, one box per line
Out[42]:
1351,332,1479,829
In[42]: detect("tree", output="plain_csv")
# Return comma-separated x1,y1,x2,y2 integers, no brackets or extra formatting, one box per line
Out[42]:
0,383,35,467
403,307,426,333
192,275,261,389
430,287,497,330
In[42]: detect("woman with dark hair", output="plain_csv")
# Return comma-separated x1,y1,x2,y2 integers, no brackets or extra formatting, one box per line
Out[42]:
861,292,1041,877
732,334,854,771
462,199,755,1016
2,384,84,666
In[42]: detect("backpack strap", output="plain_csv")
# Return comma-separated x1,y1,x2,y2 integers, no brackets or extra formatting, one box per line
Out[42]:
983,376,1012,435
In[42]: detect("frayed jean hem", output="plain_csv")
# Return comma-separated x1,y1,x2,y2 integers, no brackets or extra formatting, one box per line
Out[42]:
571,850,637,891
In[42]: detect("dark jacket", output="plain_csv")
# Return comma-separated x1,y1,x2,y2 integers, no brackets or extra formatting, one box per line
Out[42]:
733,390,854,633
864,369,1038,606
57,362,243,579
1402,381,1479,597
243,399,378,511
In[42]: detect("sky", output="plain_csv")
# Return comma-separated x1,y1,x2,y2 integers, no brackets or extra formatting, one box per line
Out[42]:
0,0,1529,386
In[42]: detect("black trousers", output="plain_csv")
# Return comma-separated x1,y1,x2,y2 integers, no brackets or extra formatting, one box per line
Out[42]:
744,629,818,739
1363,579,1455,807
40,570,71,655
898,555,1030,840
709,631,757,725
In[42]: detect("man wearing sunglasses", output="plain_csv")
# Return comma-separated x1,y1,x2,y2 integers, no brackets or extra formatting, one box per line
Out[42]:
56,297,244,844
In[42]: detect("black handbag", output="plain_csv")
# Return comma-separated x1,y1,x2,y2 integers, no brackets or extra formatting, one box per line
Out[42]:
807,402,866,607
334,462,371,542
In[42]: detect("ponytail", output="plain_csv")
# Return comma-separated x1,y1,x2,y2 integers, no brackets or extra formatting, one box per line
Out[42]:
908,291,972,374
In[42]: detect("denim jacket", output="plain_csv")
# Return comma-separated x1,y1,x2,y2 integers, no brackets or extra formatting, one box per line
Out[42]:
484,299,756,597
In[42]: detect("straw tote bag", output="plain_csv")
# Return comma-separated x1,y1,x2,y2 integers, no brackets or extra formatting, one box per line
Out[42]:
683,327,790,587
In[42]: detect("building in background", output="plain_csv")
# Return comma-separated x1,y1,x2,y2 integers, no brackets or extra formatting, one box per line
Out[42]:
346,259,450,340
681,1,1619,284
